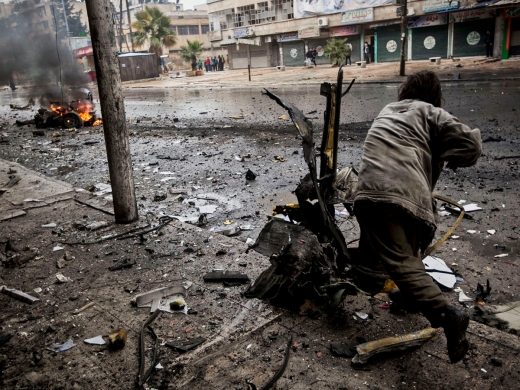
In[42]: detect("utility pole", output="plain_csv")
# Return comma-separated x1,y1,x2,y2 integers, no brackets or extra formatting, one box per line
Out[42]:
398,0,408,76
125,0,135,51
85,0,138,224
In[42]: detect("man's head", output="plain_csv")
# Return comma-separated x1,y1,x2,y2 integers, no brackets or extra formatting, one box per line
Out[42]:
487,30,491,34
398,70,443,107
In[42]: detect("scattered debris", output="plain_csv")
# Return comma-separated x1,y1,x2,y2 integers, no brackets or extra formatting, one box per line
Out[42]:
487,230,496,235
133,285,188,314
422,256,456,289
46,339,75,353
351,328,438,366
330,343,357,358
108,258,135,271
53,246,64,252
108,328,127,350
0,334,12,347
72,302,96,315
42,223,57,228
55,273,72,283
203,270,250,284
0,286,40,304
165,337,206,353
246,169,257,180
354,312,369,320
84,336,106,345
454,287,473,302
138,310,161,387
476,279,491,303
86,221,109,231
494,253,508,258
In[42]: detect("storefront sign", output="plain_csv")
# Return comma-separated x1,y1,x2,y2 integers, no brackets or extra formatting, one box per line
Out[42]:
422,0,459,13
505,7,520,18
233,27,247,39
341,8,374,25
208,30,222,42
74,45,93,57
298,26,320,39
449,9,494,23
330,25,359,37
280,32,299,41
424,36,436,49
294,0,390,19
466,31,480,45
386,40,397,53
408,14,447,28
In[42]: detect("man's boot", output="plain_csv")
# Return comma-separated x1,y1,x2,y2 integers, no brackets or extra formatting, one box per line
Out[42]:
441,306,469,363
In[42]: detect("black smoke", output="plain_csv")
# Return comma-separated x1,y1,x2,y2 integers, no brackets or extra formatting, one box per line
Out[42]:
0,0,90,104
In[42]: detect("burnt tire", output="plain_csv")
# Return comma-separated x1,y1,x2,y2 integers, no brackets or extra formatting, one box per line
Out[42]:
63,112,83,129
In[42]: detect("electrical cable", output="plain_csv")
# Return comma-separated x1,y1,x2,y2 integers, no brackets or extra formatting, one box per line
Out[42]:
50,0,64,105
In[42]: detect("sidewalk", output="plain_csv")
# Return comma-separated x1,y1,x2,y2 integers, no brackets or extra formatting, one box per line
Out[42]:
2,158,520,389
124,57,520,90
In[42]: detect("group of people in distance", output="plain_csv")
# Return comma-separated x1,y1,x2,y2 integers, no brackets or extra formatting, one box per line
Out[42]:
198,56,225,72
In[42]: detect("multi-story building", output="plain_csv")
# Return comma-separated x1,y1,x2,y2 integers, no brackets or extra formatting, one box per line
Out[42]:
206,0,520,69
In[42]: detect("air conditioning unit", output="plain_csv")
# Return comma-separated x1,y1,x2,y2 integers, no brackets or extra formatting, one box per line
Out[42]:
265,36,272,43
246,27,254,36
318,17,329,27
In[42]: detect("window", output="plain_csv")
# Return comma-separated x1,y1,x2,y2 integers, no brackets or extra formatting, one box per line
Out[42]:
188,25,199,34
42,20,49,29
201,25,210,34
177,26,189,35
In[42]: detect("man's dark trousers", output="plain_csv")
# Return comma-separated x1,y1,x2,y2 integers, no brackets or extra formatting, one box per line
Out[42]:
355,200,448,327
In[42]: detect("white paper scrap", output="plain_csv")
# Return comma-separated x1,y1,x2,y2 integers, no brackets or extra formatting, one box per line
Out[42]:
84,336,106,345
423,256,456,289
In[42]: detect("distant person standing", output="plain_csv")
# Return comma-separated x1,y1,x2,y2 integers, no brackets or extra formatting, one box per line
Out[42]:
305,48,314,67
484,31,493,57
205,57,211,72
311,47,318,67
364,42,371,64
345,44,352,66
197,59,203,71
212,56,217,71
218,55,224,71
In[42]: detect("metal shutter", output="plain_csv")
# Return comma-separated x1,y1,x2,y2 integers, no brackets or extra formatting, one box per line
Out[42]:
282,41,305,67
453,18,495,57
376,25,401,63
510,17,520,56
411,24,449,60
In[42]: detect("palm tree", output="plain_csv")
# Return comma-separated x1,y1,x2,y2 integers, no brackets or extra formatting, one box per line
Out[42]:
180,40,204,71
323,38,349,66
132,6,177,59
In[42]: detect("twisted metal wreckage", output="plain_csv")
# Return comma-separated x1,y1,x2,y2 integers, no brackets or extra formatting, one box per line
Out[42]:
245,66,466,313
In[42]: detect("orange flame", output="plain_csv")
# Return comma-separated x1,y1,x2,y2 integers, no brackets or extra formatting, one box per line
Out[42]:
71,100,95,122
92,119,103,126
50,104,64,115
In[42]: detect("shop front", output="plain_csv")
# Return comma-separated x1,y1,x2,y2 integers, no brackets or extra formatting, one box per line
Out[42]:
507,7,520,56
280,32,305,67
376,24,401,62
329,25,361,63
409,15,449,60
450,10,496,57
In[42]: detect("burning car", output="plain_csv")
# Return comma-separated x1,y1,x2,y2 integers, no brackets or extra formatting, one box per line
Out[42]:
35,99,102,129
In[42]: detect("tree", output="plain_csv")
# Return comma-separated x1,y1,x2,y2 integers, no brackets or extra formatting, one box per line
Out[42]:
132,6,177,59
323,38,349,66
180,40,204,71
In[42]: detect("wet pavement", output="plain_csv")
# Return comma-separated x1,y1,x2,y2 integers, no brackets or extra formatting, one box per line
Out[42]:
1,80,520,389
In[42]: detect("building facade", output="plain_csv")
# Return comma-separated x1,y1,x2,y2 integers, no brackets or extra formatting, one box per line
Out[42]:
206,0,520,69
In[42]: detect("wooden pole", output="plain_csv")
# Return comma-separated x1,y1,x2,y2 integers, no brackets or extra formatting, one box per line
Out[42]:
85,0,138,224
248,64,251,81
125,0,135,52
399,0,408,77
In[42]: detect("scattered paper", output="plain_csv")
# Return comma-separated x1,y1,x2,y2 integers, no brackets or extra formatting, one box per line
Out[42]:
454,287,473,302
42,223,57,228
423,256,456,289
84,336,106,345
467,230,477,234
56,273,72,283
53,246,64,252
487,230,496,235
463,203,482,212
47,339,75,352
494,253,508,258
